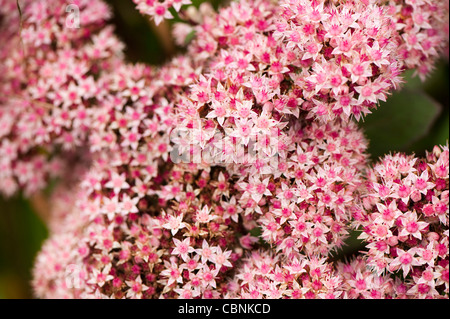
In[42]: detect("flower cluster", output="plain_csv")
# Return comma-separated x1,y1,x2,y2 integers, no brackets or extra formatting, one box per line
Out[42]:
355,145,449,298
0,0,124,196
132,0,192,25
31,117,370,298
252,120,368,257
32,56,255,298
169,0,404,168
227,251,415,299
32,142,254,299
226,250,344,298
33,172,247,299
2,0,447,195
0,0,445,299
335,255,408,299
378,0,450,80
143,0,449,127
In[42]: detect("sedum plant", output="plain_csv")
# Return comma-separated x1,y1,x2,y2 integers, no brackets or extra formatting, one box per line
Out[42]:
0,0,448,299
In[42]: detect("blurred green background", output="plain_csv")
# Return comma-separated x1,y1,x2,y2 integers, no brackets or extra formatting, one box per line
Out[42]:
0,0,449,298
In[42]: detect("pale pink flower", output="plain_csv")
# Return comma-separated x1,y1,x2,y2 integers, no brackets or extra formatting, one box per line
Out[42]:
172,238,195,261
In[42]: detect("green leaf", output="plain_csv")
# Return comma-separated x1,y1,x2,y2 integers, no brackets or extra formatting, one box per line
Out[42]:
401,69,424,91
329,229,365,263
360,89,442,161
249,226,262,237
184,30,197,46
432,109,450,145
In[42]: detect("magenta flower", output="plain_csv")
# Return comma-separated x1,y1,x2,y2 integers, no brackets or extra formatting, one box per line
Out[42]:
356,145,449,298
0,0,446,300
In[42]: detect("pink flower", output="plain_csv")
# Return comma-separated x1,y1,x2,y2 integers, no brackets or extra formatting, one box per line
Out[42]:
398,211,428,240
87,264,114,288
172,238,195,261
160,260,184,287
212,246,233,268
195,205,217,223
133,1,175,25
195,240,216,264
125,276,149,299
105,172,130,194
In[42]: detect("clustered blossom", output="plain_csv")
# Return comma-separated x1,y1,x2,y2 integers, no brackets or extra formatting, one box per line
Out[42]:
32,118,370,298
355,145,449,298
143,0,449,127
2,0,447,195
0,0,447,299
252,120,368,257
33,168,248,299
170,0,405,166
335,255,409,299
226,252,412,299
32,56,253,298
0,0,124,196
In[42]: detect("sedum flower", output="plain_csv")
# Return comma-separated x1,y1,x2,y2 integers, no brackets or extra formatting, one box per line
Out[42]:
10,0,447,300
356,145,449,298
